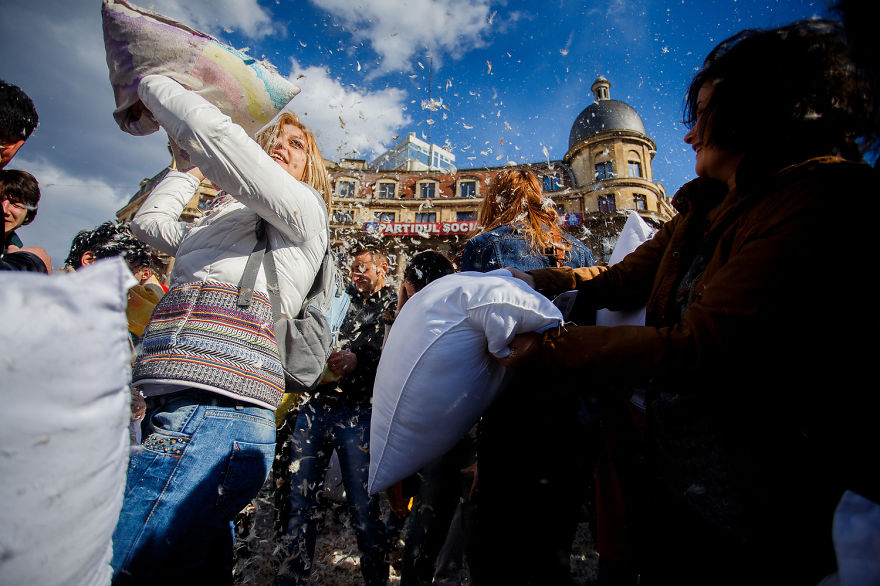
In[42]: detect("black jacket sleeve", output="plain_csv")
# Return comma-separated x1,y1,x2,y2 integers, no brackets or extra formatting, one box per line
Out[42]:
0,251,48,273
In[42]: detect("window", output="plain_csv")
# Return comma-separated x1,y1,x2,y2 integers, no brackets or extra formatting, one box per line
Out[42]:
419,182,436,198
333,209,355,223
459,181,477,198
543,174,562,191
336,180,356,197
415,212,437,223
598,194,616,213
595,161,613,180
377,212,395,222
633,194,647,210
457,211,477,221
628,161,643,178
377,182,396,199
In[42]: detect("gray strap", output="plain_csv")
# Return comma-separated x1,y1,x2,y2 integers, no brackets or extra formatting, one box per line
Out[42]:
237,223,268,308
248,188,331,317
262,244,284,321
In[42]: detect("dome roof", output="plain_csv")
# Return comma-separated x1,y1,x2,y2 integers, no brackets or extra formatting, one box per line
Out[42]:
569,77,646,149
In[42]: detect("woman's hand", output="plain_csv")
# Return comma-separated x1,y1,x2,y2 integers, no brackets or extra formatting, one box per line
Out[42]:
168,137,204,181
494,332,541,370
505,267,536,289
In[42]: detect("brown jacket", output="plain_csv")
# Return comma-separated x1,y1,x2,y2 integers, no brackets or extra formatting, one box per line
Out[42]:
530,156,879,553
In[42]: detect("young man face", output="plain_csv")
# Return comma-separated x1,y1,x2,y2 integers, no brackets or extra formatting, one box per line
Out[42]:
350,251,387,298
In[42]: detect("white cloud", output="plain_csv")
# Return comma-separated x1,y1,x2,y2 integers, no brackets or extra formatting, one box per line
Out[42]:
286,61,412,161
11,157,134,270
310,0,493,73
144,0,279,38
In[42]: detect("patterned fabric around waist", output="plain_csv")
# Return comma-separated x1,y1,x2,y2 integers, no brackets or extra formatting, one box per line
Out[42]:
132,281,284,408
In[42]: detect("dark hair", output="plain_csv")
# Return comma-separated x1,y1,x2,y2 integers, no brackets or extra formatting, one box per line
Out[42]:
0,169,40,226
684,19,874,188
404,251,454,292
0,80,38,144
65,221,152,270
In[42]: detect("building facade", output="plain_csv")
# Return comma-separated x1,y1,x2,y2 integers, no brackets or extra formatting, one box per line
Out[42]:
118,76,674,277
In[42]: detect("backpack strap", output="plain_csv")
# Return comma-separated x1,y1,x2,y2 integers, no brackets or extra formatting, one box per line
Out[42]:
240,185,333,319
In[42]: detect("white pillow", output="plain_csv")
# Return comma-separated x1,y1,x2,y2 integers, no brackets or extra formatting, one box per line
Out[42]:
596,211,654,327
369,270,562,494
0,258,135,586
102,0,300,137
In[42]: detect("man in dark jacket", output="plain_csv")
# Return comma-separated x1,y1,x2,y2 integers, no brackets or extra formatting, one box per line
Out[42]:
279,244,397,586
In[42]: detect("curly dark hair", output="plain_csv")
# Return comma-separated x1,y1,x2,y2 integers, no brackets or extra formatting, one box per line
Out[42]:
64,221,152,271
0,79,38,144
684,19,874,188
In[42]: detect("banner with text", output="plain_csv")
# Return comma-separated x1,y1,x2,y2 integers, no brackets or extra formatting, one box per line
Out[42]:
365,222,478,237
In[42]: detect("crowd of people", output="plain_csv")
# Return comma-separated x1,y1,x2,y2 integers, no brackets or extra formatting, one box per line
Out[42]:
2,8,880,586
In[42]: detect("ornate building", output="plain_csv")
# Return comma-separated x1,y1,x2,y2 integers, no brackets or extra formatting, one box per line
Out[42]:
117,76,674,274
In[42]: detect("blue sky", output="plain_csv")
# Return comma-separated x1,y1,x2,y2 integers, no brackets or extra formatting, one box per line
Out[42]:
1,0,829,266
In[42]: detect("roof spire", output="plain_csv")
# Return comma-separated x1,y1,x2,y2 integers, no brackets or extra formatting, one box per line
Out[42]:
591,76,610,101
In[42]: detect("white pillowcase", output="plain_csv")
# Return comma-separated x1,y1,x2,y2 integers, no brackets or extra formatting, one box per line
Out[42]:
369,270,562,494
0,258,135,586
596,210,654,327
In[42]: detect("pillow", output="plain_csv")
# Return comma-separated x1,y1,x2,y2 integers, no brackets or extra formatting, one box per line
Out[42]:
596,211,654,327
0,258,136,586
102,0,300,137
369,270,562,494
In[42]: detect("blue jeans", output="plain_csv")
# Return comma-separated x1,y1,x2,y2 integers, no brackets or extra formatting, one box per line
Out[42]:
279,398,388,586
111,388,275,585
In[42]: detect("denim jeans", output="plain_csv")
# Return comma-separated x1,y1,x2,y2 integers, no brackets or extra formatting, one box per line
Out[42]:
111,388,275,585
279,398,388,586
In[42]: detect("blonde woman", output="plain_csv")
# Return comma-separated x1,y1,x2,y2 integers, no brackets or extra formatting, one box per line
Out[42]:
112,74,330,584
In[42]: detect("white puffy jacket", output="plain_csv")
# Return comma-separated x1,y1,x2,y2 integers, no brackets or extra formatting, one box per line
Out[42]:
131,75,327,319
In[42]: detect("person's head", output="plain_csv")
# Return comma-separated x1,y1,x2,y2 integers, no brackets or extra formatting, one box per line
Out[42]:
1,169,40,236
475,168,563,253
402,251,453,298
0,80,38,168
256,112,331,207
684,19,873,190
65,221,154,283
349,245,389,298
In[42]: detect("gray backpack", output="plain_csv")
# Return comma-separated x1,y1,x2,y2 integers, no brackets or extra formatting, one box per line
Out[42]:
238,202,347,393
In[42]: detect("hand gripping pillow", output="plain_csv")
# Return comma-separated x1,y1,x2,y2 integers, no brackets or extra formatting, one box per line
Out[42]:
102,0,300,137
0,258,135,586
369,270,562,494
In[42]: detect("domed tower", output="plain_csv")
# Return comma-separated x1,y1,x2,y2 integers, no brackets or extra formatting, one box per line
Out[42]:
564,77,670,228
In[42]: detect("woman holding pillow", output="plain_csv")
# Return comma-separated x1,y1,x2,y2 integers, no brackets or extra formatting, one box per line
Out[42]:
111,75,330,584
503,20,878,585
